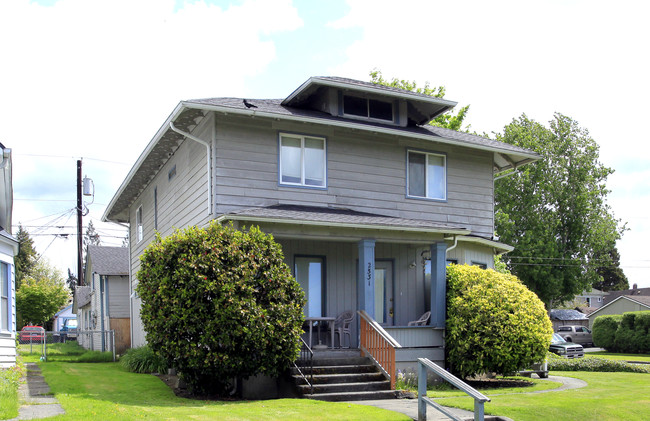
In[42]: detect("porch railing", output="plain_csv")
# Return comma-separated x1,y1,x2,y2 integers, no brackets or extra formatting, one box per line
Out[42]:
293,337,314,395
358,310,401,389
417,357,490,421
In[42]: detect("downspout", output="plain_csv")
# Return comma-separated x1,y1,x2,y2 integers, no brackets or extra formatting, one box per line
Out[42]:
100,275,105,352
169,121,213,215
446,235,458,253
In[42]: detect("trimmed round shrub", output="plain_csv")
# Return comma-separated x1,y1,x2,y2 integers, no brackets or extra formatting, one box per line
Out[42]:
446,264,553,378
136,222,306,395
592,315,622,351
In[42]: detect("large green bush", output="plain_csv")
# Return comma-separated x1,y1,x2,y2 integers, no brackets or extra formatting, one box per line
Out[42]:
136,222,306,395
592,315,622,350
446,264,553,378
593,312,650,353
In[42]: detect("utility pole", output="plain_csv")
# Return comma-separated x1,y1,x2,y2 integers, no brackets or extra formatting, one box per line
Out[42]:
77,159,83,286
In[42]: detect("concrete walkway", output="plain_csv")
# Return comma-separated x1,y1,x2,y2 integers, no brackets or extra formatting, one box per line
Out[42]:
353,375,587,421
9,363,65,420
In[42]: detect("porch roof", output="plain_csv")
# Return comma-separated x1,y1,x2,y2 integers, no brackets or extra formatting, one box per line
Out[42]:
216,204,470,236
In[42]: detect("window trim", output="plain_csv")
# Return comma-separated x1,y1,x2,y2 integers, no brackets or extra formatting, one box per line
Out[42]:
471,261,488,270
135,205,143,243
278,132,327,189
406,149,447,201
0,262,9,333
293,254,327,318
342,94,395,124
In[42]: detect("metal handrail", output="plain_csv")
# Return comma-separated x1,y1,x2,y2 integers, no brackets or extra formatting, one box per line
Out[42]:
292,337,314,395
417,357,490,421
358,310,401,389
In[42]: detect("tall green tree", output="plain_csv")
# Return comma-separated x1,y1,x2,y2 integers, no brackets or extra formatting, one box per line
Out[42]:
369,70,470,131
16,259,70,328
593,246,629,292
14,225,38,289
494,113,625,308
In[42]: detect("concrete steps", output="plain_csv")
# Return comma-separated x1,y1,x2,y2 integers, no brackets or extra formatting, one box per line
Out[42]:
292,354,397,401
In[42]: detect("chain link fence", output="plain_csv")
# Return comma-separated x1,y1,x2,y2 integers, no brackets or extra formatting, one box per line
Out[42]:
17,328,116,362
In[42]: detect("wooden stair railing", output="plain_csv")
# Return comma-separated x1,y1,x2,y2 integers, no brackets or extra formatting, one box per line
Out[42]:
357,310,401,389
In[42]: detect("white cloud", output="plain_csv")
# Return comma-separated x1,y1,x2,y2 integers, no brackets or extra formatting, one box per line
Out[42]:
2,0,303,276
329,0,650,287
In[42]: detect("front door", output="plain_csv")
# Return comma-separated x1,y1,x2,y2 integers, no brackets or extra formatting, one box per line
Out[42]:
374,260,394,326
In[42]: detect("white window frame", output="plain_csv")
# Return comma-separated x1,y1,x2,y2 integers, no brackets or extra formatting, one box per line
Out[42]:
279,133,327,188
136,206,143,243
1,262,8,332
407,150,447,201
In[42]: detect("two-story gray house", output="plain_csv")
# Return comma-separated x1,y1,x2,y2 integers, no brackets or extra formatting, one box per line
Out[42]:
104,76,538,374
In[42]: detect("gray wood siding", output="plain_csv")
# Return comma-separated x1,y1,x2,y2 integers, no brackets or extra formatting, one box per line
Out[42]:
214,115,495,237
107,276,129,318
128,115,214,347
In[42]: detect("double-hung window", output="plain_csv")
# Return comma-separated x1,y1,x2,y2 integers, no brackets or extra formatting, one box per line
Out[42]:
279,134,326,188
407,150,446,200
1,262,9,331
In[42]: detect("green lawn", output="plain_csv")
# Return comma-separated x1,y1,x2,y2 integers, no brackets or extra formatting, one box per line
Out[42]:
427,376,561,398
34,362,409,421
588,351,650,363
435,371,650,421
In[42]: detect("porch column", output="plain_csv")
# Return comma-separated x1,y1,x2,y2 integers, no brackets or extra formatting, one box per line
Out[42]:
430,242,447,328
357,239,376,319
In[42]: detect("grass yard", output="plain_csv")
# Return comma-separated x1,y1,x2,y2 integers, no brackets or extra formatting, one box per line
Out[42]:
434,371,650,421
588,351,650,363
426,376,561,398
35,362,410,421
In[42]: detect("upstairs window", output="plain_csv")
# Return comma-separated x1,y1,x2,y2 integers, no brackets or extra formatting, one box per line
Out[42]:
279,134,326,188
407,150,446,200
343,95,393,122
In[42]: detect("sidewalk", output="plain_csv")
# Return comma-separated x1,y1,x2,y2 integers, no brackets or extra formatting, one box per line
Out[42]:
9,363,65,420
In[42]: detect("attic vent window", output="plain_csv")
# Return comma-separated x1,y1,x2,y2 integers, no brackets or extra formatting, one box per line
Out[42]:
343,95,393,122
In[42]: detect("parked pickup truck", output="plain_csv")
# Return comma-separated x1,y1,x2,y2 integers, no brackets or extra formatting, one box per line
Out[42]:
556,325,593,347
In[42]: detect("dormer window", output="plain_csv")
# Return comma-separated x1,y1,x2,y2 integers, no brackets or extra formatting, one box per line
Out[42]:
343,95,394,122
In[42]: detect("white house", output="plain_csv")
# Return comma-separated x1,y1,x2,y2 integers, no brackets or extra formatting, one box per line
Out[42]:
0,143,17,368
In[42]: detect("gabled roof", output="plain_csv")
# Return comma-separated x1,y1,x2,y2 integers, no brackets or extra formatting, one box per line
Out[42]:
74,286,92,311
86,245,129,276
103,77,540,223
603,287,650,304
588,295,650,319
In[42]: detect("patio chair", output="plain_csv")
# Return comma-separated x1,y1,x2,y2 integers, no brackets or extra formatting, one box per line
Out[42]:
408,311,431,326
333,310,355,348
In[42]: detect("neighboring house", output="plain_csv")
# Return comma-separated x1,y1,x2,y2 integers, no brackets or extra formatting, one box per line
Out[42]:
549,309,589,331
103,76,539,371
0,143,17,368
588,295,650,329
76,246,130,354
53,304,75,332
602,284,650,306
576,288,608,309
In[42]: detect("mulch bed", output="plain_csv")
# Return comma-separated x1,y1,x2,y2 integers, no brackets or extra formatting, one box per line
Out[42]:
465,378,534,389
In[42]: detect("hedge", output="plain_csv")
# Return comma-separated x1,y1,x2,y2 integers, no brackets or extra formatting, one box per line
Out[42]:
547,353,650,373
446,264,553,378
593,311,650,353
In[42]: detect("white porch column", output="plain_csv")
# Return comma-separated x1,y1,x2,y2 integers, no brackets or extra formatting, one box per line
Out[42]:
357,239,376,319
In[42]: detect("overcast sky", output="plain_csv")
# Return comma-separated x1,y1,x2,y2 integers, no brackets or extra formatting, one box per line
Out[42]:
3,0,648,288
